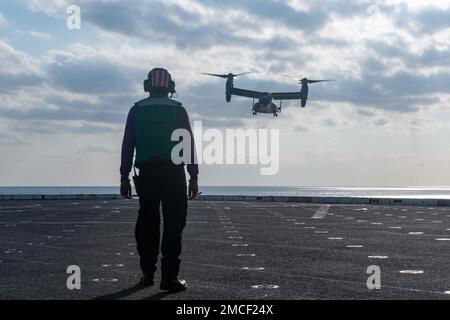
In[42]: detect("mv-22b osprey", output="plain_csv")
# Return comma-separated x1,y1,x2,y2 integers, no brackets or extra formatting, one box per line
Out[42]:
202,72,333,117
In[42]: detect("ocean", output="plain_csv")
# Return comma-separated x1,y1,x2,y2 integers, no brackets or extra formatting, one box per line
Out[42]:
1,186,450,199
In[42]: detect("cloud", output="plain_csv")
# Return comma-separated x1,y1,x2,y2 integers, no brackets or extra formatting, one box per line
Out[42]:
374,118,389,126
0,40,43,93
0,11,7,27
0,132,27,146
409,117,437,132
0,73,43,93
323,118,348,128
0,101,126,124
80,0,257,50
416,7,450,33
0,40,40,75
199,0,328,32
366,40,450,70
411,117,436,127
11,120,121,135
28,30,54,40
26,0,68,16
0,0,446,187
357,109,376,117
293,124,310,132
9,1,450,128
45,55,134,94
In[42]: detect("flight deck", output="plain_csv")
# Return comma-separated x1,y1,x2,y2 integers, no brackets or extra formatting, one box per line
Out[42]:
1,199,450,300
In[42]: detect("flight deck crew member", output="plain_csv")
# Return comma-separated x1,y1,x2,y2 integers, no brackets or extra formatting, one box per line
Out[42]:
120,68,199,292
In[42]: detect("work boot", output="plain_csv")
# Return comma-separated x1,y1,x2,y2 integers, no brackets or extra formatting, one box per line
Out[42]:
160,278,187,292
139,273,154,287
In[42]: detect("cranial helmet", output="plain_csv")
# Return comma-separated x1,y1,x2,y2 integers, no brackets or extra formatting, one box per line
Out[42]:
144,68,176,95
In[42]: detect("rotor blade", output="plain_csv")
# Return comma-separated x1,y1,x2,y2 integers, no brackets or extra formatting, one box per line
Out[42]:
233,72,252,77
201,73,229,79
307,79,334,83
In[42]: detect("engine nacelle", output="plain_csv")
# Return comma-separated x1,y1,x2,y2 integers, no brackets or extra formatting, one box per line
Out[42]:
226,77,234,102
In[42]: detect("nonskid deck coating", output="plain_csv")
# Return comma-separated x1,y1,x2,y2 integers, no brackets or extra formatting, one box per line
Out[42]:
1,200,450,299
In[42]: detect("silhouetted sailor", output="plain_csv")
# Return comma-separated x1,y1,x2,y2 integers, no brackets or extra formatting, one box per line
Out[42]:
120,68,198,292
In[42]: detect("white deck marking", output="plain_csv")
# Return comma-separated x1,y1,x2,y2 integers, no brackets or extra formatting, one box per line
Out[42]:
251,285,279,289
92,278,118,282
399,270,424,274
102,264,124,267
185,261,446,296
311,205,330,219
4,249,22,254
368,256,389,259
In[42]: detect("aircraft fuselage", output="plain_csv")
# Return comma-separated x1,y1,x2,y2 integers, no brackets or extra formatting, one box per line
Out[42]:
252,93,279,116
253,102,278,113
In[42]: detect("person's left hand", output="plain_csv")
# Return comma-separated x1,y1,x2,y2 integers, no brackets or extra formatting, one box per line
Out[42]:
120,179,132,199
188,179,199,200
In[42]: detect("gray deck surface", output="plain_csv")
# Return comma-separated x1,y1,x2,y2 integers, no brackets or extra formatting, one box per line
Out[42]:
1,199,450,300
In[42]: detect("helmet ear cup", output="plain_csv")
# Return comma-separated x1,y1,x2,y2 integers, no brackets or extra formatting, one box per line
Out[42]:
168,79,176,94
143,79,150,92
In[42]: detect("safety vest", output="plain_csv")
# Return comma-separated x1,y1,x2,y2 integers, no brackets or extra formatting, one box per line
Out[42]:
133,97,184,165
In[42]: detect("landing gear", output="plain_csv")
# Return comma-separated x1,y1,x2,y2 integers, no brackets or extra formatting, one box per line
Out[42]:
252,111,257,116
273,113,278,117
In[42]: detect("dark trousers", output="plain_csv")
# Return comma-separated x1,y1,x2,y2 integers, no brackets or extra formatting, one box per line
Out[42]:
135,162,187,278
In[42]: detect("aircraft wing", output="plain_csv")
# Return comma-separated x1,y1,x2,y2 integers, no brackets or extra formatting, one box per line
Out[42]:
231,87,262,99
272,92,302,100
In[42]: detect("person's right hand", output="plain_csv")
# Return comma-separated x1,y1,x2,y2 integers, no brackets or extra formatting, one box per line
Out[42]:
120,179,132,199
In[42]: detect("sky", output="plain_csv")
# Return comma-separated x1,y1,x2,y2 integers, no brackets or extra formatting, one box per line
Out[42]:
1,0,450,187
